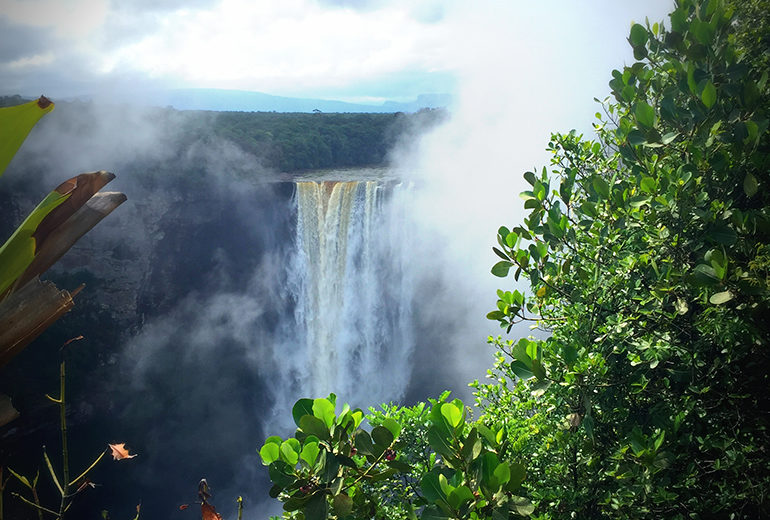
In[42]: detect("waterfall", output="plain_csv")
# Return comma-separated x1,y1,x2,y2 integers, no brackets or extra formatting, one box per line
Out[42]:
272,180,415,413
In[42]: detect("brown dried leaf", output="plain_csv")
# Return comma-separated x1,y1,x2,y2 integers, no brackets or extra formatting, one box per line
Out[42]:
201,503,223,520
108,443,137,461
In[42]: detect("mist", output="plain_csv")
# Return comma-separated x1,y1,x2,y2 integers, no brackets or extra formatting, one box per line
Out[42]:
0,2,679,518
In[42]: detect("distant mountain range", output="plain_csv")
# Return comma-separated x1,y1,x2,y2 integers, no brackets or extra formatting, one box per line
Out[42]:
110,88,452,113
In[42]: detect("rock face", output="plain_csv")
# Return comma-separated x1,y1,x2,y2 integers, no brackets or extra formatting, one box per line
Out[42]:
0,173,297,516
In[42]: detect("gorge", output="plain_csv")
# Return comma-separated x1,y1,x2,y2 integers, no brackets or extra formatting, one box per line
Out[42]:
0,102,491,518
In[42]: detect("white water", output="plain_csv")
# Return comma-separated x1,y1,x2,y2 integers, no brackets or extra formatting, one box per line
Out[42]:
270,178,415,417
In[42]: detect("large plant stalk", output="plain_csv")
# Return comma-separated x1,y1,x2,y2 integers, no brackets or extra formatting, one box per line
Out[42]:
0,279,80,368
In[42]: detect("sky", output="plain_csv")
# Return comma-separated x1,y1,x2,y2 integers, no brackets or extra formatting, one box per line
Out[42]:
1,0,674,106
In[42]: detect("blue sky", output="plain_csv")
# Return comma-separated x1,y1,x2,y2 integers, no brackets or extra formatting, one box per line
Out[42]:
1,0,673,106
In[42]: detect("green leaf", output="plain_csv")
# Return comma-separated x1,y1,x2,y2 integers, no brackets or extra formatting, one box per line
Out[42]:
511,496,536,516
479,451,502,492
0,97,55,178
303,492,329,520
354,431,375,456
280,439,300,466
640,177,657,194
440,403,463,428
592,177,610,199
507,463,527,490
512,338,533,364
421,471,449,504
628,130,647,145
709,291,734,305
491,261,513,277
701,81,717,108
523,171,537,186
381,417,401,439
693,264,721,284
386,459,413,472
259,443,280,465
300,441,320,467
421,505,450,520
317,449,341,482
510,360,535,380
629,23,648,47
493,462,511,485
300,415,330,441
708,224,737,245
635,101,656,128
332,494,353,517
447,485,475,510
0,189,70,295
371,425,394,449
267,461,295,487
744,173,758,197
292,399,314,427
531,359,547,380
312,398,336,428
427,426,455,459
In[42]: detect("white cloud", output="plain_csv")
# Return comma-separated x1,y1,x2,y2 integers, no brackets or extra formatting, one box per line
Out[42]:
95,0,453,95
2,0,108,38
3,0,675,103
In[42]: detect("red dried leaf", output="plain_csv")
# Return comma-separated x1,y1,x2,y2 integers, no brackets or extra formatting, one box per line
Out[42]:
179,504,189,510
201,503,223,520
108,443,137,460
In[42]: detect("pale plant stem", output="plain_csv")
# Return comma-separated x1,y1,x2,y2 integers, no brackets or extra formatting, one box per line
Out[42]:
58,357,69,519
68,451,106,489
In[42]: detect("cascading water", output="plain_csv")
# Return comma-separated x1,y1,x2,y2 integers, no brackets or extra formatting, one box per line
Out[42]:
270,179,415,416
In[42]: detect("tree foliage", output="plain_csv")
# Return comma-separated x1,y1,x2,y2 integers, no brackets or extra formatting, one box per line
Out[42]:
481,0,769,517
211,109,446,172
261,394,532,520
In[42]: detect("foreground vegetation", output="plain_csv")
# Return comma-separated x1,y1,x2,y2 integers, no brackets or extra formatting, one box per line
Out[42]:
262,0,769,518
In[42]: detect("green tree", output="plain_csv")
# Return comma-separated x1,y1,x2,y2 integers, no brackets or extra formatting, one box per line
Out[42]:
260,394,532,520
481,0,769,518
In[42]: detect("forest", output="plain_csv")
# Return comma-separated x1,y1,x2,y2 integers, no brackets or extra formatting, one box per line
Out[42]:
0,95,446,173
0,0,768,519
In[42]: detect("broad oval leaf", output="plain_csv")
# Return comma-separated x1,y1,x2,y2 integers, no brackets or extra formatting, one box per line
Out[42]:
635,101,656,128
280,439,301,466
312,398,336,428
259,443,280,465
629,23,648,47
440,403,463,428
292,399,314,427
709,290,734,305
744,173,758,197
701,80,717,108
371,425,394,449
300,415,330,441
491,261,513,278
300,441,320,467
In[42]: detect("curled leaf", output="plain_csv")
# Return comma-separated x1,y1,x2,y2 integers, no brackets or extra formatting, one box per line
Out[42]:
108,443,137,461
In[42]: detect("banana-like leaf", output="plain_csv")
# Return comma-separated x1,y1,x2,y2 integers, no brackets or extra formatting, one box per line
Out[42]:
16,191,127,289
0,96,54,177
0,171,116,297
